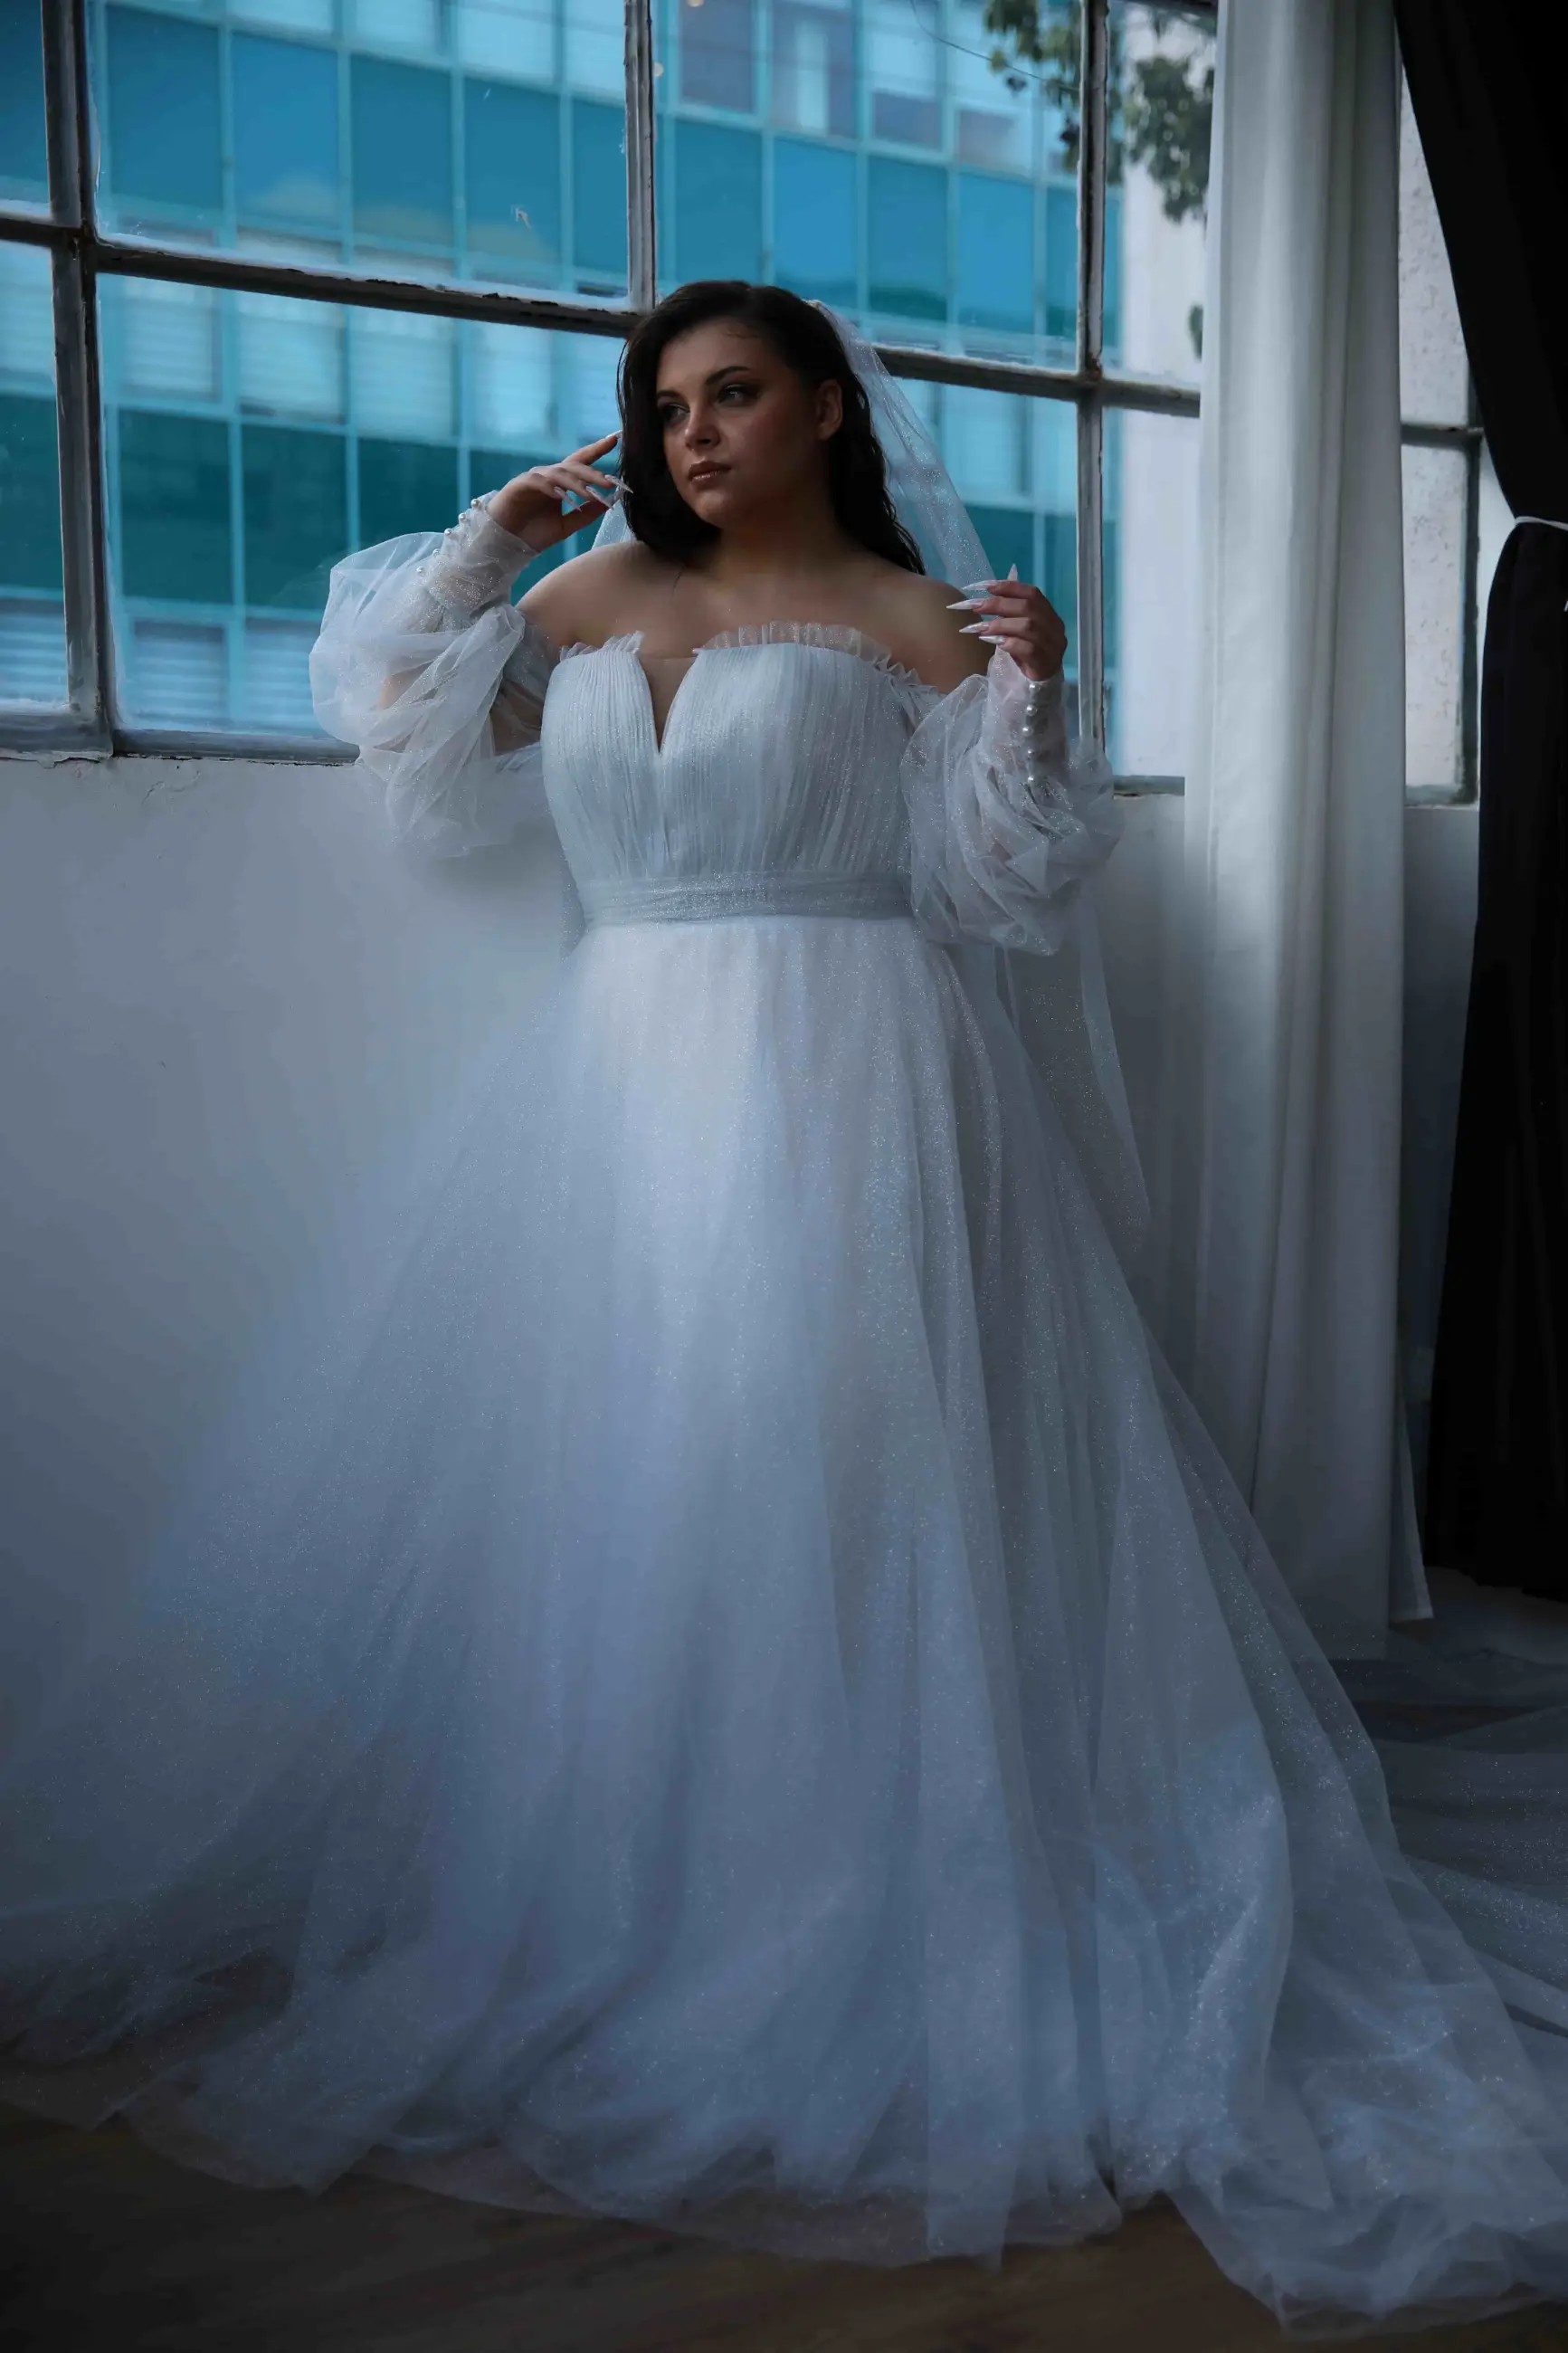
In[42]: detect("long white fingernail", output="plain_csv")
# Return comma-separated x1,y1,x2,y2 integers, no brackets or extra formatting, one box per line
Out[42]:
1006,563,1019,580
946,595,984,610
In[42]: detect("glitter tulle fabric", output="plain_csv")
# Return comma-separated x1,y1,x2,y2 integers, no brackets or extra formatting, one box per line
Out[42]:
7,519,1568,2341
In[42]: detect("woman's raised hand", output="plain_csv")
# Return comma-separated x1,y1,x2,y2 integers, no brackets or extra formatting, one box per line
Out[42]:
486,433,622,550
950,566,1069,682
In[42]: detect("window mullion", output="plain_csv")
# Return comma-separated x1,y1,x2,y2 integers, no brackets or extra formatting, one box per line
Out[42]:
1075,0,1109,751
43,0,112,745
624,0,659,310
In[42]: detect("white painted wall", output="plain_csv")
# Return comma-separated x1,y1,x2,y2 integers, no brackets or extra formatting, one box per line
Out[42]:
0,755,1476,1680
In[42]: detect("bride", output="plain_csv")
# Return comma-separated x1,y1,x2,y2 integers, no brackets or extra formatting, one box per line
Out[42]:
5,280,1568,2339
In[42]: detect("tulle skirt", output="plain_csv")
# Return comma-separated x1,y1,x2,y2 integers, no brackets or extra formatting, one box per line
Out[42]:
6,909,1568,2338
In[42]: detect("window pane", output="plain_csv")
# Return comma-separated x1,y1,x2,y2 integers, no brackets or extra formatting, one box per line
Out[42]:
565,0,622,98
352,56,453,252
869,157,946,323
1107,2,1213,390
115,409,233,611
1104,406,1199,776
358,438,460,548
680,0,757,113
102,5,223,230
657,0,1079,361
234,34,341,230
1398,69,1468,427
774,140,857,310
466,80,562,287
242,424,348,608
895,374,1077,696
956,174,1034,338
773,2,854,141
672,123,764,285
455,0,556,81
90,4,603,283
350,0,444,56
572,100,628,296
102,288,622,734
1403,443,1465,794
351,310,455,439
0,244,65,705
0,0,49,211
106,277,223,405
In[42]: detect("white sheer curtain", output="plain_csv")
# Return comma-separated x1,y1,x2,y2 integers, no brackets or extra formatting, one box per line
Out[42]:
1143,0,1430,1655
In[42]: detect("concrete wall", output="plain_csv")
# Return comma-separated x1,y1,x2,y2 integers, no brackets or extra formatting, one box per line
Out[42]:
0,752,1477,1665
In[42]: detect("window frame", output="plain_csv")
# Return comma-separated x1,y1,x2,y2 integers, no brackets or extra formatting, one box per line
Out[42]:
0,0,1480,797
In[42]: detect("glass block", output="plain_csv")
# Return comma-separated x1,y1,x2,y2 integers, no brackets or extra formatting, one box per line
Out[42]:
1106,2,1213,388
1103,405,1200,777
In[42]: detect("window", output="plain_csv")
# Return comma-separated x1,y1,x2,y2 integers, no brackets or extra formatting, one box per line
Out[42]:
1396,68,1490,803
5,0,1225,783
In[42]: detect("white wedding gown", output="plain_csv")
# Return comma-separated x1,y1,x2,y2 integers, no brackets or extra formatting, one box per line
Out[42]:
7,505,1568,2339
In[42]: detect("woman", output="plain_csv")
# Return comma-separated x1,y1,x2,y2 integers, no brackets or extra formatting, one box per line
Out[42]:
5,282,1568,2338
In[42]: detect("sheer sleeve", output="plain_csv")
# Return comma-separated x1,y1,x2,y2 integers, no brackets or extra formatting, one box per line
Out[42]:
899,645,1121,953
309,493,559,857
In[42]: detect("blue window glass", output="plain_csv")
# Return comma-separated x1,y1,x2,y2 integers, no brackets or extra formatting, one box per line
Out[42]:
572,101,626,293
242,426,346,611
1041,511,1077,658
352,58,452,251
679,0,757,112
868,158,946,323
118,410,232,604
105,7,222,217
965,503,1034,594
0,0,47,201
956,175,1033,337
772,141,856,312
1044,183,1075,345
233,36,338,231
674,124,763,285
358,439,460,549
0,395,62,594
466,81,561,285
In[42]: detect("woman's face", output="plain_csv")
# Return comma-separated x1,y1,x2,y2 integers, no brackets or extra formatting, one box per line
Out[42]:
653,320,843,530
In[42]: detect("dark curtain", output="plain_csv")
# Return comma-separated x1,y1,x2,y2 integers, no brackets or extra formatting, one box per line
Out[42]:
1392,5,1568,1593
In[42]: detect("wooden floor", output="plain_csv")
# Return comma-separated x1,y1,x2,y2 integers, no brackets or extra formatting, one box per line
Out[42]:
3,2111,1566,2353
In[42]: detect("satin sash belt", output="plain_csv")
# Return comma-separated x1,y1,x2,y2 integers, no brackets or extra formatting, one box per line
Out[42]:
580,872,913,925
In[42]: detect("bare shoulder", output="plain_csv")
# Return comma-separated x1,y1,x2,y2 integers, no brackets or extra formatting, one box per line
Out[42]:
518,537,670,651
862,563,990,693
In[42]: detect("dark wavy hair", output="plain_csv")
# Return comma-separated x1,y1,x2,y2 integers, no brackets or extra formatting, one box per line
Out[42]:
616,282,924,574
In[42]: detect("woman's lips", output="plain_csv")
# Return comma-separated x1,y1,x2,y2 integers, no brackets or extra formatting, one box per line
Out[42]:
687,464,727,488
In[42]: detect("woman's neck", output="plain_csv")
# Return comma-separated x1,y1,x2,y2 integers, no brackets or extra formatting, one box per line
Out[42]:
701,490,859,586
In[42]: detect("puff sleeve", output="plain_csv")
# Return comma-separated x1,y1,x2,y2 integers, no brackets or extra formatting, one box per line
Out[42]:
309,494,559,856
899,647,1121,953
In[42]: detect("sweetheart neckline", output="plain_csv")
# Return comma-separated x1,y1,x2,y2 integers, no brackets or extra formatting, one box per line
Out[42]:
554,624,941,757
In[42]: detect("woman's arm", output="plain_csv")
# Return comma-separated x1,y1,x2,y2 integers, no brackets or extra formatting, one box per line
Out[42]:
897,574,1120,954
